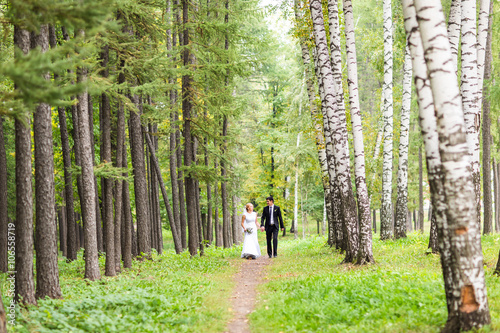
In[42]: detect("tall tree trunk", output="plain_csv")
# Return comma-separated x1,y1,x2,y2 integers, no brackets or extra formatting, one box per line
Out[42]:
380,0,394,240
57,204,67,256
481,0,493,235
394,45,412,239
113,101,124,272
100,45,115,276
309,0,358,262
418,146,424,232
293,0,333,246
414,0,491,328
402,0,454,324
476,0,491,110
447,0,461,73
342,0,373,264
461,0,481,227
57,105,77,261
221,117,231,248
145,132,182,253
129,96,151,259
214,159,222,247
33,25,62,300
181,0,198,256
121,144,133,269
76,29,100,281
13,26,36,305
0,116,8,273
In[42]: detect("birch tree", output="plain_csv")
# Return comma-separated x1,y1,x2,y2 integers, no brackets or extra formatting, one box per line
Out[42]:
380,0,394,240
309,0,358,262
342,0,373,264
401,0,455,324
414,0,491,328
447,0,460,73
394,45,412,239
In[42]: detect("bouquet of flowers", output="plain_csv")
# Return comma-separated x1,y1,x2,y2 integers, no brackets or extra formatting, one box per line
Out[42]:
245,227,253,234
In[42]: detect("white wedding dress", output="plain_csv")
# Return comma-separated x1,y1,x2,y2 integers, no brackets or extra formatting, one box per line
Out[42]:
241,211,261,259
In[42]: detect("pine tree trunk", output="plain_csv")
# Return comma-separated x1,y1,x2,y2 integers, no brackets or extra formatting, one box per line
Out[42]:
380,0,394,240
100,45,116,276
214,161,222,247
33,25,62,300
113,101,125,272
221,117,231,248
0,116,8,273
14,26,36,305
394,45,412,240
447,0,461,73
342,0,373,264
402,0,454,321
309,0,358,262
182,0,198,256
57,105,77,261
57,204,67,256
145,132,182,253
122,144,133,269
414,0,491,328
76,30,100,281
231,195,240,245
461,0,481,227
205,149,213,245
481,0,493,235
129,96,151,259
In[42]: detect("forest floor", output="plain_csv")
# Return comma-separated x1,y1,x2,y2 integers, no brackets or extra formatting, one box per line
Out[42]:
225,256,270,333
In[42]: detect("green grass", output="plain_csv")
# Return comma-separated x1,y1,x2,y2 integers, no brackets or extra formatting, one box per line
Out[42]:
2,231,500,332
2,244,242,333
250,232,500,333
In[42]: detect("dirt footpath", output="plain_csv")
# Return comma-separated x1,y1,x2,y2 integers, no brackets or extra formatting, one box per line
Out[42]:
225,256,270,333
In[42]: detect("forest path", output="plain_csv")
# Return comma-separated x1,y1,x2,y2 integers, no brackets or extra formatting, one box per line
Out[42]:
225,256,271,333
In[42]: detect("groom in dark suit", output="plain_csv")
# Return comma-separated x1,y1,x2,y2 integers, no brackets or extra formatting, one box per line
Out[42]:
260,196,284,258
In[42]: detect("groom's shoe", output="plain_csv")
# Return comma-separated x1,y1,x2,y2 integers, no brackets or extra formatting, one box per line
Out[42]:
273,255,277,258
268,255,272,259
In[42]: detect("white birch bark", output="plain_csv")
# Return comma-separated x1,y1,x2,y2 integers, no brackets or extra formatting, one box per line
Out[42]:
342,0,373,264
380,0,394,240
294,0,335,246
394,45,412,239
402,1,456,324
477,0,491,102
414,0,491,329
461,0,481,226
447,0,461,74
309,0,359,262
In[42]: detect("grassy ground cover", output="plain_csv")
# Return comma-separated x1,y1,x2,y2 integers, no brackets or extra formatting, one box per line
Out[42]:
1,245,242,333
250,232,500,333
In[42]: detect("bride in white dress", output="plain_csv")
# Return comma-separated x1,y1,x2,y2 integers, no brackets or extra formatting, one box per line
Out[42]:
241,203,261,259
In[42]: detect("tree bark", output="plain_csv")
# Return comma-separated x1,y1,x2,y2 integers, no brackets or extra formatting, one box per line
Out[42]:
113,102,124,272
309,0,358,262
394,45,412,240
447,0,461,73
380,0,394,240
461,0,482,227
0,117,8,273
402,0,455,323
33,25,62,300
14,26,36,305
481,0,493,235
121,144,133,269
342,0,373,264
76,29,100,281
129,96,151,259
100,45,115,276
145,131,182,253
57,204,67,256
414,0,491,328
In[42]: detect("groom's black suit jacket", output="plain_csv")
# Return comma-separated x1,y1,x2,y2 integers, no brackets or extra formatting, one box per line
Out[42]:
260,205,284,231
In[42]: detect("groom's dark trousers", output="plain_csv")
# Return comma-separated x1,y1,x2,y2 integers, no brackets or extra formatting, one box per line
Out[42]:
266,226,279,257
